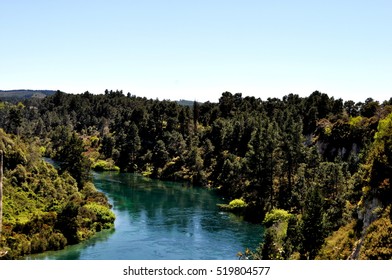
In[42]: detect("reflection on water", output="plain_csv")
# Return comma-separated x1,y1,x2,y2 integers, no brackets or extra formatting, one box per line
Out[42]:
29,172,263,260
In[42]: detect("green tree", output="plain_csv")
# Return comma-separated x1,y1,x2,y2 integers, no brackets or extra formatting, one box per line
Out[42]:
219,91,235,118
278,111,304,209
245,118,277,212
300,187,325,259
193,101,200,134
152,140,169,176
360,98,380,118
56,132,91,188
118,123,141,171
100,134,115,159
186,146,205,185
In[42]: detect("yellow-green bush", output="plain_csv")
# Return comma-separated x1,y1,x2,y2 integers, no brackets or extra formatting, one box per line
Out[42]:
84,202,116,228
228,198,247,209
263,209,293,227
91,159,120,171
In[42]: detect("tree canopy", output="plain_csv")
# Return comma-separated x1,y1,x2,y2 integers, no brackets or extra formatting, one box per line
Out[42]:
1,89,392,259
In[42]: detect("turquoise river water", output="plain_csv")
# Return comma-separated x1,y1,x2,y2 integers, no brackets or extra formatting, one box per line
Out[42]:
28,172,263,260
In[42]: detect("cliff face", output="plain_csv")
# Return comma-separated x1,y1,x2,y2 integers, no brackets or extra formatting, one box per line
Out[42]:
349,197,383,259
317,113,392,260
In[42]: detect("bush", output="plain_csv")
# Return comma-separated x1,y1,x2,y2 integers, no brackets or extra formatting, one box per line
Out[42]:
217,198,248,214
229,198,247,209
84,202,115,230
92,159,120,171
263,209,293,227
48,232,67,250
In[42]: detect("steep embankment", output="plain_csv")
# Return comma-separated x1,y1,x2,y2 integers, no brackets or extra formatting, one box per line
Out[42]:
0,129,115,259
318,113,392,260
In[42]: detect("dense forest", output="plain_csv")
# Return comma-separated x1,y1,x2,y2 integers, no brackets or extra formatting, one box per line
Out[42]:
0,89,391,259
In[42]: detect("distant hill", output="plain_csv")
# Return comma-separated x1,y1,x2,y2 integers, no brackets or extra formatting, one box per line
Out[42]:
0,89,56,101
176,99,202,107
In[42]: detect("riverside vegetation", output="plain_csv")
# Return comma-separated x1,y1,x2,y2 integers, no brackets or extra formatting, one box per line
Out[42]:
0,90,391,259
0,129,115,259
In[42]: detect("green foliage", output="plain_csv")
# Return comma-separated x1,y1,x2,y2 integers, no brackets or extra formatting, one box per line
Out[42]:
301,188,325,259
91,159,120,171
374,112,392,144
359,207,392,259
349,115,363,127
263,209,292,227
51,127,91,187
2,89,392,259
217,198,248,214
229,198,247,209
316,221,356,260
0,129,115,259
248,209,295,260
84,202,116,229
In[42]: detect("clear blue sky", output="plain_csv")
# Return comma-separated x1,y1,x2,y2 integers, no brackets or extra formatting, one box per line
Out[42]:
1,0,391,102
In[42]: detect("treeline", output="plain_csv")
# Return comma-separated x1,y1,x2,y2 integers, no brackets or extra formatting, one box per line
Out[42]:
1,89,392,259
0,126,114,259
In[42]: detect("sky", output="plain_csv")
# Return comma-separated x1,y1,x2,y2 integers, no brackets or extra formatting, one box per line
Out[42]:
1,0,391,102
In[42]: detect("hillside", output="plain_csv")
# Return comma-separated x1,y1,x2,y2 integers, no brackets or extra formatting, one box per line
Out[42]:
0,89,391,259
0,90,56,101
0,129,115,259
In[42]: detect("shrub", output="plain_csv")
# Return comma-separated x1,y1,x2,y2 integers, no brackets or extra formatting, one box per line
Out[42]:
48,232,67,250
92,159,120,171
263,209,293,227
228,198,247,209
84,202,115,230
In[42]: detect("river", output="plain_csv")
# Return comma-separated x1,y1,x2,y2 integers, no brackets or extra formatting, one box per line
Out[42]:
28,172,263,260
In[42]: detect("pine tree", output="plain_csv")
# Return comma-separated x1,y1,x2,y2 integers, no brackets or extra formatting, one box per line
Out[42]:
57,132,91,188
278,111,304,209
245,119,277,211
300,187,325,259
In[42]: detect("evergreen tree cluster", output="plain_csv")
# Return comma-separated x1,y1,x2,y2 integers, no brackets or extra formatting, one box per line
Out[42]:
1,89,392,259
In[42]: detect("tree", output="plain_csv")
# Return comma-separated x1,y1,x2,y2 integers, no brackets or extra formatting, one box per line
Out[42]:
300,187,325,259
56,132,91,188
7,106,23,135
360,98,380,118
344,100,359,116
152,140,169,176
217,153,246,197
193,101,200,134
100,134,115,159
118,123,141,171
245,119,277,212
278,111,304,209
219,91,235,118
187,146,205,185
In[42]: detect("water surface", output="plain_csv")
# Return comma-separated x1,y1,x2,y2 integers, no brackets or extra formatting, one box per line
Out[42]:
29,172,263,259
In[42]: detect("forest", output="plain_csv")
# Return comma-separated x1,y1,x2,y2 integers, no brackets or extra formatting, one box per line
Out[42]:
0,89,391,259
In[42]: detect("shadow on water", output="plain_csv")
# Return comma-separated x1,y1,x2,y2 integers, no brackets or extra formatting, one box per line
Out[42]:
26,228,115,260
29,172,263,260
